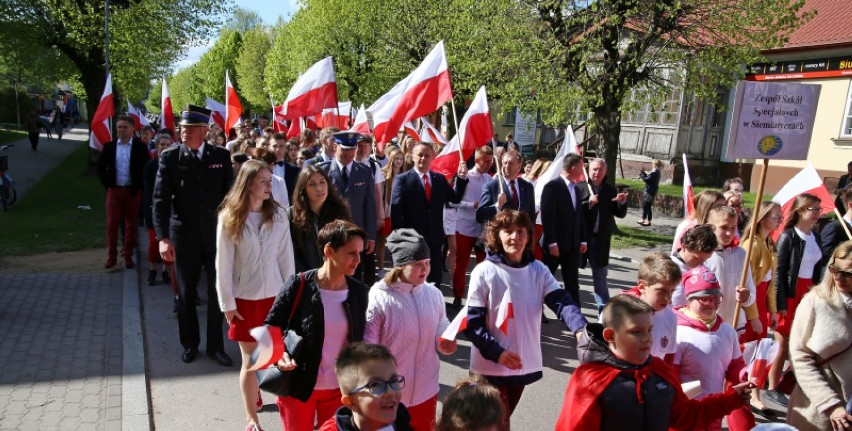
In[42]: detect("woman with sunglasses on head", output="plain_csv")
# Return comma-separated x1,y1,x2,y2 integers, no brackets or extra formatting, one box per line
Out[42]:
765,193,825,408
740,201,782,414
787,240,852,431
265,220,370,430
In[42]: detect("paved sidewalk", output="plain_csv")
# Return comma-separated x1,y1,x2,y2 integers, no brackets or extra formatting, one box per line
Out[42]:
4,127,88,200
611,206,682,262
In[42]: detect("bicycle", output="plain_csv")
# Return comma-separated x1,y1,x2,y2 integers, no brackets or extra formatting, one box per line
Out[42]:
0,144,18,210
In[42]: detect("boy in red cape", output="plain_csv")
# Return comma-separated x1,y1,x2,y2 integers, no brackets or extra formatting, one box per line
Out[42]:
555,295,752,431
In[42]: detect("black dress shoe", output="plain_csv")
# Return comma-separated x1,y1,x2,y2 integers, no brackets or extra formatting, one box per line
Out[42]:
181,348,198,363
147,270,157,286
451,298,462,310
208,351,233,367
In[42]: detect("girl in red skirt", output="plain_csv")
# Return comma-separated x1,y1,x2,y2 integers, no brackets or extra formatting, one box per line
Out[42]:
216,160,296,431
765,193,824,407
740,201,781,412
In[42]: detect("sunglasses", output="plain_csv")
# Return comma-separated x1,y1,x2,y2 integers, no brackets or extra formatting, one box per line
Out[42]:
828,264,852,280
348,375,405,396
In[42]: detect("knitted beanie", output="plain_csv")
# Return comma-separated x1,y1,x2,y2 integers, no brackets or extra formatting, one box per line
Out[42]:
386,228,431,266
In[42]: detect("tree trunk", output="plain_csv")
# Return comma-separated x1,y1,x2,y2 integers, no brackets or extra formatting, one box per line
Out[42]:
594,102,622,186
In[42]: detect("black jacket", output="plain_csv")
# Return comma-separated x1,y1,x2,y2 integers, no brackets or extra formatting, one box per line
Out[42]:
152,143,234,252
264,270,368,402
540,176,587,254
97,138,149,194
290,209,346,273
776,227,824,310
390,169,467,248
142,158,158,228
476,176,536,224
578,181,628,268
640,169,660,196
820,218,852,259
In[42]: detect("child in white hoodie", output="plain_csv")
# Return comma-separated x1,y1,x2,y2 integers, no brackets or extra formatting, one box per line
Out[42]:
364,229,456,430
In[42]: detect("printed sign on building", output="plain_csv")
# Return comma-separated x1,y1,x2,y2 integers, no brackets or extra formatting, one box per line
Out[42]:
726,80,821,160
513,108,537,155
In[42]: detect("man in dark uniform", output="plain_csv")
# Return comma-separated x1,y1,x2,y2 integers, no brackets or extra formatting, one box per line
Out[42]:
153,105,234,366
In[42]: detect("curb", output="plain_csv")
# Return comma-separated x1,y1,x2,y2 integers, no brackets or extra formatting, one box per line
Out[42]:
121,248,151,430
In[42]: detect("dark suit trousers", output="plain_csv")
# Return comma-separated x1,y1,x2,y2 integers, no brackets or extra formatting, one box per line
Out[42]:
175,250,224,353
427,239,443,285
546,249,582,305
355,251,376,286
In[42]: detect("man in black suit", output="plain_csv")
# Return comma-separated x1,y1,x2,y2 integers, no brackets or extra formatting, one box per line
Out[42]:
578,158,628,315
304,127,338,167
822,184,852,257
318,131,378,284
541,154,588,305
390,141,468,284
270,132,299,200
97,114,150,269
476,149,535,224
153,105,234,366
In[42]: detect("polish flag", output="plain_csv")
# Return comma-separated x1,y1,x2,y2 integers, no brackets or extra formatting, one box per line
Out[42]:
432,86,491,179
126,99,149,131
771,163,835,239
305,115,319,131
160,77,175,132
270,96,287,133
89,74,113,151
286,117,303,140
349,104,370,134
403,121,420,141
247,325,285,372
682,153,695,219
495,289,514,335
319,101,352,129
368,40,453,149
439,305,469,342
535,126,577,206
282,57,338,118
742,338,780,388
205,97,227,130
419,117,447,145
225,70,243,132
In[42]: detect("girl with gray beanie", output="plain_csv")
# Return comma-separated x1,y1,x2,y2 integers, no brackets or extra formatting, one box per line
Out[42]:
364,228,457,430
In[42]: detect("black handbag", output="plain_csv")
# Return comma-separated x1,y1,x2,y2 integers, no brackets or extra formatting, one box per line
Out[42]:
256,272,306,396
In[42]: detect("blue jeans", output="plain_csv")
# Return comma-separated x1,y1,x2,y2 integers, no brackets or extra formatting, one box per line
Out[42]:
588,252,610,317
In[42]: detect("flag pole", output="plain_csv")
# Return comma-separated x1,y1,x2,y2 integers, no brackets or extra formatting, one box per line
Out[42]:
833,208,852,240
450,99,464,161
733,158,769,330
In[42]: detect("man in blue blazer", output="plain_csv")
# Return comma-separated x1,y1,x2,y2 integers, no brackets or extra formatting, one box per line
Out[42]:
391,141,468,284
476,149,535,224
318,131,377,283
540,153,588,305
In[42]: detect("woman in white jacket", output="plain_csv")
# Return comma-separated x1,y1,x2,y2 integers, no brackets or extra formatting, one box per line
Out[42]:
216,160,295,431
364,228,457,430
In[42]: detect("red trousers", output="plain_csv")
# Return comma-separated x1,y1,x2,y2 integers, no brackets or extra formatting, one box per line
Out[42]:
106,188,141,259
277,388,341,430
452,233,485,299
146,228,161,264
497,384,525,430
741,281,770,343
776,277,811,338
407,395,438,431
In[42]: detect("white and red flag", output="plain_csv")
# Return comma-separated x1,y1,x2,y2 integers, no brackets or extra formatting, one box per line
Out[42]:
282,57,338,119
318,101,352,129
432,86,492,179
495,289,514,335
160,77,175,132
270,96,287,133
126,99,149,131
419,117,447,145
225,70,243,132
771,163,835,239
368,40,453,149
534,126,578,206
349,103,370,135
89,74,114,151
682,153,695,219
403,121,420,141
742,338,781,388
205,97,227,130
440,305,469,342
247,325,285,372
286,117,303,140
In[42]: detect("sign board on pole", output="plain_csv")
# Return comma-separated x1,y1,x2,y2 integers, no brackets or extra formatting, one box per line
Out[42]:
513,108,537,156
726,80,821,160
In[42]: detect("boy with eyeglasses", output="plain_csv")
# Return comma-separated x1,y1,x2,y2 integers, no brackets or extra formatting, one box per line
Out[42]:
674,267,754,431
321,342,413,431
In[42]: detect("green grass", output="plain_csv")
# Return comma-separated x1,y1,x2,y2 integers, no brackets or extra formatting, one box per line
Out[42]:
611,225,673,249
0,143,106,256
615,179,759,210
0,130,27,145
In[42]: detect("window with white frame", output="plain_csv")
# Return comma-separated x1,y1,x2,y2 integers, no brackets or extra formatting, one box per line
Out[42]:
842,82,852,138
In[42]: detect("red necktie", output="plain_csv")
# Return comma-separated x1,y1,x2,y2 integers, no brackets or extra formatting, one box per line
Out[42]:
510,180,519,209
423,174,432,202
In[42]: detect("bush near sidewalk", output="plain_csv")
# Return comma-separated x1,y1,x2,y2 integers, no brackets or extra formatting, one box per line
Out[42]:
0,143,106,257
0,130,27,145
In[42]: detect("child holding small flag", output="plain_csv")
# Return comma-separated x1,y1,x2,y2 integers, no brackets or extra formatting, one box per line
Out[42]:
463,210,586,429
364,229,456,430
